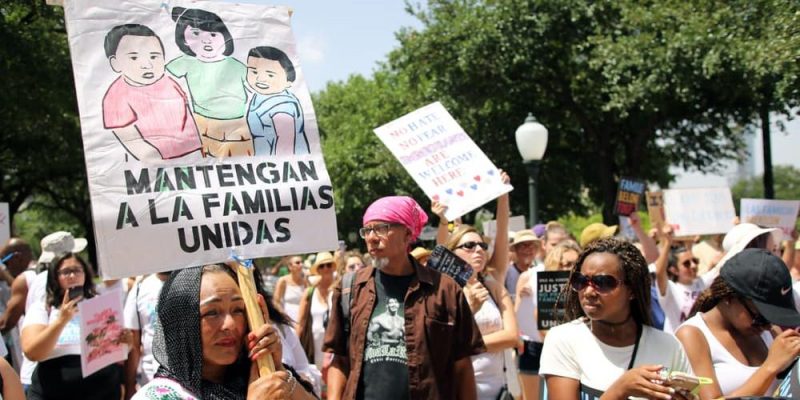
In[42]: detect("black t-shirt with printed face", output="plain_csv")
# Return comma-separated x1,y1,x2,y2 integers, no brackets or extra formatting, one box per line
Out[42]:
356,270,414,400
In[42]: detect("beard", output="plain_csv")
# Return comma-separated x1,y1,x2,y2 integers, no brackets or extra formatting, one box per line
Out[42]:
372,257,389,270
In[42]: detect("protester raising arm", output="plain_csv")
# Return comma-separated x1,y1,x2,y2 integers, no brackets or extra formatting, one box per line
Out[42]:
654,227,673,297
489,170,511,283
628,213,659,264
432,200,450,245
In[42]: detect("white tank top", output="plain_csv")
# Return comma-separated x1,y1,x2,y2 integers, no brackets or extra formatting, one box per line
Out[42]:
682,313,777,396
310,287,331,370
471,295,505,400
282,282,305,323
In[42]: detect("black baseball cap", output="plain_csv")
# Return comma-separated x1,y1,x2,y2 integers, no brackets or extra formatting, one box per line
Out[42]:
721,248,800,327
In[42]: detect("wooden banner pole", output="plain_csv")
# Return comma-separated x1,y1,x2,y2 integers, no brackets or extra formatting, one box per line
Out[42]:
234,260,276,377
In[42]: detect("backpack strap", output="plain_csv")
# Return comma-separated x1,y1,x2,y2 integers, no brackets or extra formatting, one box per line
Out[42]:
341,272,356,337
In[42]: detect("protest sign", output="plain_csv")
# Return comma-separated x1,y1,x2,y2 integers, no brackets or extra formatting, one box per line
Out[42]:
662,188,735,236
482,215,526,249
426,245,473,287
63,0,337,278
646,191,665,230
614,178,645,216
79,289,127,377
537,270,570,330
618,216,636,239
741,199,800,240
373,102,513,221
0,203,9,246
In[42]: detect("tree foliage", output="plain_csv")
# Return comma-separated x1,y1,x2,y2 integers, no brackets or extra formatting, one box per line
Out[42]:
316,0,799,234
732,165,800,206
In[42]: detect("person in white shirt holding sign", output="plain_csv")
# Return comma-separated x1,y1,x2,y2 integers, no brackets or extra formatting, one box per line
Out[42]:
21,253,125,400
655,223,780,333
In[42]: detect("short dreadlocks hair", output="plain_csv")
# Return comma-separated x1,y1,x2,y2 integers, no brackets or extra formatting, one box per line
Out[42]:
558,237,652,326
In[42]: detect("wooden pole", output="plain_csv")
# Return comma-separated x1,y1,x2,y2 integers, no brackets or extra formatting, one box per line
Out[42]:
234,260,275,377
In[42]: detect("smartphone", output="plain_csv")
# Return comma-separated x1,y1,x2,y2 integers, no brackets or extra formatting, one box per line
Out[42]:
666,371,709,392
338,240,346,253
68,287,83,302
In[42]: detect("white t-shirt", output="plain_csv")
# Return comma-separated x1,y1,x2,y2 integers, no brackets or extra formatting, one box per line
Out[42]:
539,319,691,398
124,275,165,382
658,279,707,333
22,299,81,360
19,269,42,384
516,268,543,342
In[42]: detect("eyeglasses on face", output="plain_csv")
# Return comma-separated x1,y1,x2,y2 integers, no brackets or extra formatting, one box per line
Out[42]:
317,263,334,270
359,223,402,239
737,297,770,328
456,241,489,252
680,258,699,268
570,272,623,294
57,268,84,277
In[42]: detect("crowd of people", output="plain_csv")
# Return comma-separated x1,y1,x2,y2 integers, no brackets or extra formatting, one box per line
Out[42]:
1,180,799,399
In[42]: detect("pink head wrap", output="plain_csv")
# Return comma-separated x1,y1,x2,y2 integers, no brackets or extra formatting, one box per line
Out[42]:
362,196,429,241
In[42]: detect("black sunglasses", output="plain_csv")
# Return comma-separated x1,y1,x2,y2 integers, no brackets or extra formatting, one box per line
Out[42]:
681,258,699,268
737,297,770,328
570,272,623,294
456,241,489,251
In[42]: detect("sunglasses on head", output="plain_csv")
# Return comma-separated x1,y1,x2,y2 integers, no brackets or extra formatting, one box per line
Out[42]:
570,272,624,294
456,241,489,251
737,297,770,328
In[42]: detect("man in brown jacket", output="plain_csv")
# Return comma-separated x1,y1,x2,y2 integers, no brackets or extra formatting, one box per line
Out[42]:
324,196,485,399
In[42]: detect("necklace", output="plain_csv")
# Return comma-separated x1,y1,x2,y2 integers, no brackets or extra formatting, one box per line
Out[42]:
588,314,633,335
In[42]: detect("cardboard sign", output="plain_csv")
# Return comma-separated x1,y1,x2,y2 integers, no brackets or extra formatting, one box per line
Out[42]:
537,270,570,330
615,178,645,216
482,215,526,240
373,102,513,221
0,203,9,247
63,0,338,278
646,191,666,230
79,289,127,377
662,188,735,236
426,245,473,287
740,199,800,240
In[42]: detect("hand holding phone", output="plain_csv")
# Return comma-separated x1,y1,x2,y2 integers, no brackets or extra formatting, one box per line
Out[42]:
68,286,83,302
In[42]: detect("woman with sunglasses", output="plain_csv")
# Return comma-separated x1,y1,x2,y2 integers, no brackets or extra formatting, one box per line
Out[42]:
540,238,692,400
676,249,800,399
445,225,519,400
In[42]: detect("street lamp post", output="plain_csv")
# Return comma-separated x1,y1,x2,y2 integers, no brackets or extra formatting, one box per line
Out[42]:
515,113,549,227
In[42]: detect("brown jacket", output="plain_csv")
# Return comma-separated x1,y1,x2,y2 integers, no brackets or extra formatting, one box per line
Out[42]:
323,258,485,399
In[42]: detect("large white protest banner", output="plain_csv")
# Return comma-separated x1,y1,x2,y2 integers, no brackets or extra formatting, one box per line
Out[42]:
663,188,735,236
741,199,800,240
373,102,513,220
64,0,337,278
0,203,9,246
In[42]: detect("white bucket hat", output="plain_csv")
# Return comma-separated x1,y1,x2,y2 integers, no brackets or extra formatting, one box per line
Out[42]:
38,231,88,264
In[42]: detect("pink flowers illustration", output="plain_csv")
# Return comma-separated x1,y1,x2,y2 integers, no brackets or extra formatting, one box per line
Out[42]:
84,307,123,362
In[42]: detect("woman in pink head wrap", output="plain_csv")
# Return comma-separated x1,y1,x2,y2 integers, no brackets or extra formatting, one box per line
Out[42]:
362,196,429,242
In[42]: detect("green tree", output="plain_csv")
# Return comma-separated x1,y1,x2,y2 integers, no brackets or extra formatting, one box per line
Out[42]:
731,165,800,207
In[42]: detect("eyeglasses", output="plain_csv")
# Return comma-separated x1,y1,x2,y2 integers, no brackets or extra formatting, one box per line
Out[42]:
359,223,401,239
681,258,699,268
317,263,334,270
456,241,489,252
570,272,623,294
57,268,84,277
737,297,770,328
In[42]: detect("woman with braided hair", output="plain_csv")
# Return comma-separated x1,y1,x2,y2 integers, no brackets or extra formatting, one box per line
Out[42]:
676,249,800,399
539,238,693,400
